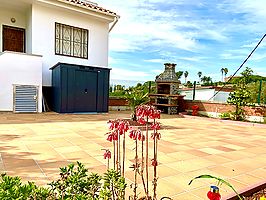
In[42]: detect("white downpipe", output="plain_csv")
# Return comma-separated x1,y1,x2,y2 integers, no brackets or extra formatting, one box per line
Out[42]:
109,15,120,32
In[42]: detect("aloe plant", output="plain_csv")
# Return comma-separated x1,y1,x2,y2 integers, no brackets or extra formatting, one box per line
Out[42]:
124,88,149,121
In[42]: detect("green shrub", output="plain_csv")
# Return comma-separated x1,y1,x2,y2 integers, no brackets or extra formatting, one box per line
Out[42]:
0,174,52,199
0,162,126,200
219,112,233,120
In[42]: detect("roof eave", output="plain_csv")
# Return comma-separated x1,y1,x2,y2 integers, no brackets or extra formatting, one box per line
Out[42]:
37,0,117,22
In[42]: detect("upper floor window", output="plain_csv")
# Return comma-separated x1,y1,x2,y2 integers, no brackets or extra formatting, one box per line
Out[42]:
55,23,88,59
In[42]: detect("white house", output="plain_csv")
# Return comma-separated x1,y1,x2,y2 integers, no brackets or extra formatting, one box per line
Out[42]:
0,0,119,112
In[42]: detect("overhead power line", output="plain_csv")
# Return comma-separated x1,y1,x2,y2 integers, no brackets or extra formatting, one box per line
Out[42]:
209,34,266,101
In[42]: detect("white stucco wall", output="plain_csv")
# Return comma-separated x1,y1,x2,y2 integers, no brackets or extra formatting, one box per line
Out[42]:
0,52,42,112
31,2,110,86
181,89,215,101
213,91,230,103
180,89,230,102
26,5,33,53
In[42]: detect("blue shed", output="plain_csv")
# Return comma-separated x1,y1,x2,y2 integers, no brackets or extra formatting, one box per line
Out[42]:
50,63,110,113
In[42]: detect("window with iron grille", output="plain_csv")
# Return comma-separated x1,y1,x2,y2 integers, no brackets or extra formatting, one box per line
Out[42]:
55,23,88,59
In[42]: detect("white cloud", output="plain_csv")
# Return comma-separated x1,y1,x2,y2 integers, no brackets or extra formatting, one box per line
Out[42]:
179,57,203,62
95,0,266,84
241,39,266,49
96,0,206,52
218,0,266,33
109,37,141,52
250,52,266,61
110,67,151,81
151,69,163,74
108,56,116,64
144,59,165,63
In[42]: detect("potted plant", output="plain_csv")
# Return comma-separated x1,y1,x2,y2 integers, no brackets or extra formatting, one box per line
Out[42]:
124,88,149,121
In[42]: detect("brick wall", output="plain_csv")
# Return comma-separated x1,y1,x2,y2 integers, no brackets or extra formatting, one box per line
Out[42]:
108,98,266,117
109,97,128,106
184,100,266,116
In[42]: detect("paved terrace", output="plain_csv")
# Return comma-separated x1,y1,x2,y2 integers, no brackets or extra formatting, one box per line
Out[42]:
0,111,266,199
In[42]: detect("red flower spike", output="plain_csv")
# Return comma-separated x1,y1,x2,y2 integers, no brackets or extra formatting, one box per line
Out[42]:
104,150,111,159
129,130,135,139
137,132,142,141
151,132,161,140
137,131,145,141
138,118,146,125
108,122,114,130
150,122,161,130
141,134,145,141
129,130,138,140
113,133,118,141
151,159,158,166
107,134,113,142
136,105,160,119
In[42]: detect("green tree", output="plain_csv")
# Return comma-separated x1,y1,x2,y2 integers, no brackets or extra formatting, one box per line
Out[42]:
184,71,189,83
116,85,124,91
136,83,142,88
247,81,266,104
186,81,193,88
229,74,266,84
176,71,183,79
197,71,202,83
201,76,213,86
227,67,253,121
224,68,228,78
142,81,156,93
221,67,225,82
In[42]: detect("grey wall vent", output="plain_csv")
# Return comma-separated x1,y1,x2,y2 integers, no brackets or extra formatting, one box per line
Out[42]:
13,85,38,113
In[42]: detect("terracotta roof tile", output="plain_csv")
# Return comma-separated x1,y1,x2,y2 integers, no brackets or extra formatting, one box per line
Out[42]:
58,0,117,16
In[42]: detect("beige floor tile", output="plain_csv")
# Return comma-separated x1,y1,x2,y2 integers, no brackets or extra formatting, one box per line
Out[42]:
54,145,82,154
199,147,225,155
247,168,266,179
0,111,265,198
156,179,186,197
173,191,205,200
164,172,206,191
207,165,243,178
189,186,212,199
232,174,264,186
166,151,198,161
204,154,232,164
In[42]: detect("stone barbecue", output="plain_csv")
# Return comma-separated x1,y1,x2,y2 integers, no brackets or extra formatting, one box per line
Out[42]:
149,63,183,114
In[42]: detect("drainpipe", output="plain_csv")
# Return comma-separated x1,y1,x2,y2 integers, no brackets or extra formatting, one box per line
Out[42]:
109,15,120,32
192,81,196,100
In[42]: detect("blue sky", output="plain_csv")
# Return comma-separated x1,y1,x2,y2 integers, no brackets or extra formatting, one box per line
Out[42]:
95,0,266,86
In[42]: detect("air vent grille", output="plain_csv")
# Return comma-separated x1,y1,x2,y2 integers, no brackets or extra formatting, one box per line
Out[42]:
14,85,38,113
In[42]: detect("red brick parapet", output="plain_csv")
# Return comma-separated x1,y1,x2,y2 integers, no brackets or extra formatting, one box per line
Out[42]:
184,100,266,116
108,98,266,117
109,97,128,106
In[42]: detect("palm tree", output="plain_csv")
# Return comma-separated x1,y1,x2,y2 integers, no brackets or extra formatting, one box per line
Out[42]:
125,88,148,121
184,71,189,84
176,71,183,79
224,68,228,79
201,76,213,86
221,68,225,82
197,71,202,83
